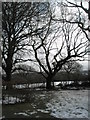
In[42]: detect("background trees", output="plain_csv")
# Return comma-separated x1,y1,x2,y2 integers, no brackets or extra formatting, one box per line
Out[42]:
62,61,82,82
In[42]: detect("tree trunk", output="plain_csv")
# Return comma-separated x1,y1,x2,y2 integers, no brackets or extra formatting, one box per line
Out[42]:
5,56,13,90
6,70,12,89
6,71,11,81
46,79,52,89
52,81,54,87
46,76,54,89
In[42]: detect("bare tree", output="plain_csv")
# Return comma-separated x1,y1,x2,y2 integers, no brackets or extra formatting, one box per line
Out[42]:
55,0,90,41
2,2,88,90
62,60,82,81
28,9,88,89
2,2,49,89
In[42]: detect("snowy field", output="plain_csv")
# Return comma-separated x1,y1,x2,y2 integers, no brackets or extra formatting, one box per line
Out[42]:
46,90,88,118
2,90,88,118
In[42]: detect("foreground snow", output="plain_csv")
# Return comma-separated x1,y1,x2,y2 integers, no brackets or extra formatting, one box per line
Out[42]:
46,90,88,118
3,90,88,118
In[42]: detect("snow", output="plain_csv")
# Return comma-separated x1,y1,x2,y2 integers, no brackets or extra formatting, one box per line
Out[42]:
0,116,5,119
29,111,37,115
3,89,88,118
3,96,25,104
14,83,44,89
39,94,45,97
14,112,29,116
14,110,37,116
46,90,88,118
37,109,49,113
0,100,2,104
16,90,88,118
14,84,27,89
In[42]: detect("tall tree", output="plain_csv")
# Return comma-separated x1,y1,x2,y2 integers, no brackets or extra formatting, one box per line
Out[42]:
2,2,49,89
28,11,88,89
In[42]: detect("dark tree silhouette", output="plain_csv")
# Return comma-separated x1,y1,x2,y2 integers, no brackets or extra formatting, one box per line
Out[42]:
28,11,88,89
2,2,49,89
62,61,82,82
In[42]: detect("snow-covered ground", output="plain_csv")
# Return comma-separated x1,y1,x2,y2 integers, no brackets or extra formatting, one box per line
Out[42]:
3,82,71,89
46,90,88,118
2,90,88,118
3,96,25,104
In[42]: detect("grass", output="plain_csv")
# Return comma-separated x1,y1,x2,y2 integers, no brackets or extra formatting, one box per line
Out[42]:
2,89,55,118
